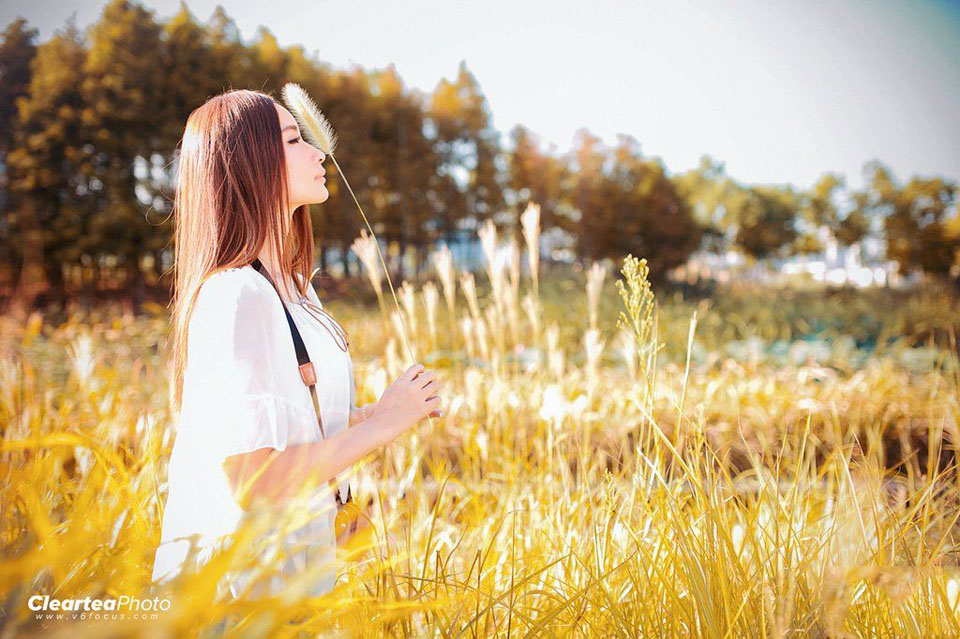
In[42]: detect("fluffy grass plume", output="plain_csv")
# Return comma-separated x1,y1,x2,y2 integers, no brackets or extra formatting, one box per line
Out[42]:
281,83,338,155
282,82,417,365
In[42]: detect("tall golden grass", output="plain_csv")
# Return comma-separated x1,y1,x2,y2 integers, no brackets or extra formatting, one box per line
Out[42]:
2,221,960,637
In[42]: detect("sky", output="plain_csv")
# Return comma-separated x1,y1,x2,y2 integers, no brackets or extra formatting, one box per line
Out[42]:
3,0,959,191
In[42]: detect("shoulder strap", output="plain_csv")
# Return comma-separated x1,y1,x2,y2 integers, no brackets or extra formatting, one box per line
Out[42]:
252,260,320,399
250,258,350,505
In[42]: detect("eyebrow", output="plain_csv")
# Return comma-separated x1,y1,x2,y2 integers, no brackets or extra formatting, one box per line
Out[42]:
281,124,300,134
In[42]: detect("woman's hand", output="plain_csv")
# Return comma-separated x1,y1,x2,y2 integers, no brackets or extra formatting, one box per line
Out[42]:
374,363,443,439
352,397,440,427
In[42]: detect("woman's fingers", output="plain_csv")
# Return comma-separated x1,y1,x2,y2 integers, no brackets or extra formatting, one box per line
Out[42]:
417,372,437,388
400,365,442,416
405,363,425,381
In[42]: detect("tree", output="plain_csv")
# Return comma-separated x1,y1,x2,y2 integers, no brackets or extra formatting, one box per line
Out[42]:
507,124,570,236
727,184,799,261
855,161,959,278
248,26,288,93
313,66,381,275
6,21,89,308
160,3,221,145
606,135,700,280
571,131,700,281
0,18,38,269
836,192,870,248
570,128,606,261
793,172,844,254
428,61,504,238
368,65,444,275
0,18,38,169
205,4,247,88
672,155,736,254
79,0,169,309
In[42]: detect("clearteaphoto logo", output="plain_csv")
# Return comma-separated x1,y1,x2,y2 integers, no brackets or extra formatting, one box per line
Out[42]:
28,594,172,622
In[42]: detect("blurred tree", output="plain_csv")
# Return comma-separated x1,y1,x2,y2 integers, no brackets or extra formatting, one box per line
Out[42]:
570,128,606,262
0,17,38,275
429,61,504,238
572,131,699,281
6,21,89,309
161,3,221,145
206,4,248,87
856,161,958,278
507,124,571,237
316,66,380,276
802,173,844,228
4,4,958,305
836,192,870,248
0,19,38,207
151,3,226,279
728,184,799,261
248,26,288,93
793,172,845,254
606,135,700,280
368,65,443,276
81,0,166,307
672,155,735,254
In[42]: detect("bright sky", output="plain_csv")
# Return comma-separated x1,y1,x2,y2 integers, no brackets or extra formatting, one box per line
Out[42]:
4,0,959,191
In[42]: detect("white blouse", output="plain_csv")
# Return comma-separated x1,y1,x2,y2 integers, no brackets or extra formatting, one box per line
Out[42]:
151,264,355,598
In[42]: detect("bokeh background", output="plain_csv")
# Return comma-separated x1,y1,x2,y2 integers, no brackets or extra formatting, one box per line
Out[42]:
1,1,959,637
0,0,958,313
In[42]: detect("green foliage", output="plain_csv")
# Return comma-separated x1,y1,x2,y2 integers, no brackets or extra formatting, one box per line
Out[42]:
0,18,37,155
729,184,799,261
671,155,735,254
5,22,89,289
854,162,959,277
0,17,38,264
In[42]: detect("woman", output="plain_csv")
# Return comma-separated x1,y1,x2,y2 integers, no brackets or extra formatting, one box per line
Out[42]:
151,89,442,599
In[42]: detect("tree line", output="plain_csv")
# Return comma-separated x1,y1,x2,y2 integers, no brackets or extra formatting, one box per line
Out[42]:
1,1,958,313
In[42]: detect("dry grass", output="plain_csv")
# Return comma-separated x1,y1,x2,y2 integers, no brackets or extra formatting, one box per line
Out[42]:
1,241,959,637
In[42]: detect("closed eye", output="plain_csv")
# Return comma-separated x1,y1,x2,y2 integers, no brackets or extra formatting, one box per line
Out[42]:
287,136,301,145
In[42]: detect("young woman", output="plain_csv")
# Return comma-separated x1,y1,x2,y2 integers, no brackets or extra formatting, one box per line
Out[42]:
151,89,442,599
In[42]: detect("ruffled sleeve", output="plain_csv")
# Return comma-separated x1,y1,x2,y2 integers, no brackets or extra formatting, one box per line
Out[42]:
180,269,315,465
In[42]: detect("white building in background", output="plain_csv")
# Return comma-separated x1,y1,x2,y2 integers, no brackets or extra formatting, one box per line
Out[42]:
679,249,744,285
539,226,578,263
777,227,916,288
675,226,918,288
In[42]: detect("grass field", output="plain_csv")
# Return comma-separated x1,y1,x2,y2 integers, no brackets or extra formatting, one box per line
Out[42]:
2,253,959,637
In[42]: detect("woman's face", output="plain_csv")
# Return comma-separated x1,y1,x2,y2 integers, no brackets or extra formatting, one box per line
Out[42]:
275,102,328,210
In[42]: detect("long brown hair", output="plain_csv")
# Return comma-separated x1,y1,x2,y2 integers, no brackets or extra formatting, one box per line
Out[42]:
168,89,316,413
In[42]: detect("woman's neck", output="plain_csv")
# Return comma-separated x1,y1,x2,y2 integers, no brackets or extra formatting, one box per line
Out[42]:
256,247,297,303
